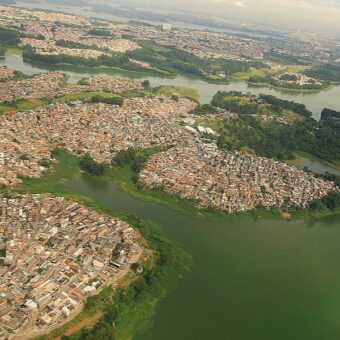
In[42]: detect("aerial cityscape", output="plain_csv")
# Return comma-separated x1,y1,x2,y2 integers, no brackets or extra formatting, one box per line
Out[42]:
0,0,339,339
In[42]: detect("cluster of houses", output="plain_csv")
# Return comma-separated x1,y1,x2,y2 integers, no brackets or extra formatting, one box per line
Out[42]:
0,4,336,66
126,25,268,60
20,38,110,59
0,5,89,31
0,71,145,104
271,72,324,89
0,194,143,339
0,97,195,187
80,76,143,93
56,76,143,97
0,72,64,104
0,67,14,81
16,10,140,60
139,140,338,213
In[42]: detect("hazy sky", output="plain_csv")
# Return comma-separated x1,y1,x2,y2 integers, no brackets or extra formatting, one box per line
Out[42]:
118,0,340,35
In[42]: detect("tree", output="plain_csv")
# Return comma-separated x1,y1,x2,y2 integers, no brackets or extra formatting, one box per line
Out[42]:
0,27,20,46
79,153,109,176
142,80,150,88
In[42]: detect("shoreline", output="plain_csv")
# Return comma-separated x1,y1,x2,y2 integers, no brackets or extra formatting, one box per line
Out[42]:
245,80,335,93
105,163,340,223
4,149,339,339
286,151,340,172
6,150,192,340
21,55,231,85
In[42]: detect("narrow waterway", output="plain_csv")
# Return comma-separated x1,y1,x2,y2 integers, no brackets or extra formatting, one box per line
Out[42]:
1,54,340,119
67,174,340,340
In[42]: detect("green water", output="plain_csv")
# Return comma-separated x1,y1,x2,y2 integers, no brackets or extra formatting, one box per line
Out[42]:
296,158,340,176
67,174,340,340
1,54,340,119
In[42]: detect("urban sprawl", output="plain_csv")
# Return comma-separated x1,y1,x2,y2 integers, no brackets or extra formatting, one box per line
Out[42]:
0,194,142,339
0,4,339,339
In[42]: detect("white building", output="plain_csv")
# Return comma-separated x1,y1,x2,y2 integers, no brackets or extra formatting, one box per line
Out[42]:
162,23,172,31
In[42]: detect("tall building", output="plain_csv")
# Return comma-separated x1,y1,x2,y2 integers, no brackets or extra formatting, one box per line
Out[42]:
162,23,172,31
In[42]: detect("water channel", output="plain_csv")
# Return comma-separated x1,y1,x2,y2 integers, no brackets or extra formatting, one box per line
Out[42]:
67,174,340,340
2,52,340,339
1,54,340,120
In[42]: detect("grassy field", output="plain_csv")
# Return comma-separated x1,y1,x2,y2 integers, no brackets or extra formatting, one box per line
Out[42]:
153,85,200,102
232,67,277,81
17,149,79,195
0,98,49,115
5,47,23,56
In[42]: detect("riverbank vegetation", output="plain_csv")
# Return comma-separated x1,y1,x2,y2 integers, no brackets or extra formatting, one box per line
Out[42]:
0,27,20,46
8,149,192,340
208,91,340,165
0,27,21,55
304,62,340,83
248,73,327,91
5,148,339,337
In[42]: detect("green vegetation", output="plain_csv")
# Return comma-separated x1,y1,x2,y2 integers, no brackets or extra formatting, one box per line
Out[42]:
22,47,153,74
56,39,94,50
259,94,312,118
22,39,266,83
212,91,260,115
153,85,199,102
90,93,124,106
0,27,21,58
208,92,339,164
5,146,338,339
17,148,79,195
264,50,310,65
4,47,23,56
0,27,21,47
126,40,266,83
0,98,49,115
320,108,340,134
35,34,45,41
212,91,312,118
79,153,110,176
215,114,339,163
0,80,198,116
9,149,192,340
233,67,277,81
304,63,340,83
87,28,112,37
190,104,218,115
12,70,29,81
248,73,326,90
113,147,164,183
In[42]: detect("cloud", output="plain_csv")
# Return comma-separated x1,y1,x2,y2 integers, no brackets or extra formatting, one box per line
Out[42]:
213,0,246,7
114,0,340,34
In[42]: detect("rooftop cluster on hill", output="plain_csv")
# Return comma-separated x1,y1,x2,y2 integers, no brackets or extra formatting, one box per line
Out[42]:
0,97,195,186
0,194,142,339
139,140,337,213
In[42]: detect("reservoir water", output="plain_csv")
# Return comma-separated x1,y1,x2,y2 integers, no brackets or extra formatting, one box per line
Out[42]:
67,174,340,340
2,51,340,338
1,54,340,120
